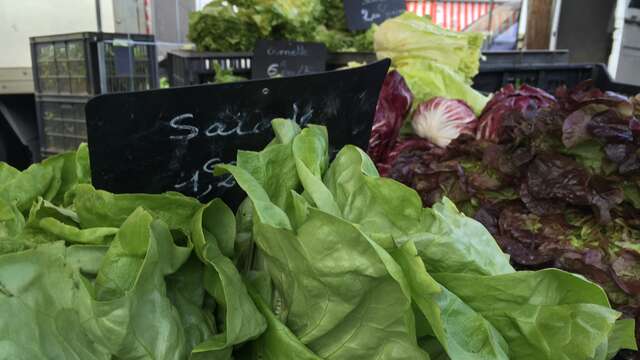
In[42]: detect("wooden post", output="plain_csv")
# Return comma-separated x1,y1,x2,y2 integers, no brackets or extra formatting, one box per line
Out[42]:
525,0,554,49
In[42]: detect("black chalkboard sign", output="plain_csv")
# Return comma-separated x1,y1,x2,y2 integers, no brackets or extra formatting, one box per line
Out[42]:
344,0,406,31
252,40,327,79
86,59,390,208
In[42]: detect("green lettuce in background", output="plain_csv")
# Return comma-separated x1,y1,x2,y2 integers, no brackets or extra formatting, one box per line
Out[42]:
188,0,374,52
188,0,262,53
0,121,636,359
374,12,484,82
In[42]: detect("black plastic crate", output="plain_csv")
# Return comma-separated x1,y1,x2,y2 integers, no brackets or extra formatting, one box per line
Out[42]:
165,50,577,88
480,50,570,69
35,95,90,155
472,63,640,95
166,50,253,86
164,50,379,87
30,32,158,96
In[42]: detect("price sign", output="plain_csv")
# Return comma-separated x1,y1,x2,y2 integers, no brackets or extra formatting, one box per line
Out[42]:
252,40,327,80
86,59,390,209
343,0,406,31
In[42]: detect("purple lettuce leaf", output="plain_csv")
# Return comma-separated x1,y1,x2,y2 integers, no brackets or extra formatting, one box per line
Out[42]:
368,70,413,167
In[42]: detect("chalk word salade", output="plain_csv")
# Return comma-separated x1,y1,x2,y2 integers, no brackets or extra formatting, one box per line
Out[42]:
168,103,314,199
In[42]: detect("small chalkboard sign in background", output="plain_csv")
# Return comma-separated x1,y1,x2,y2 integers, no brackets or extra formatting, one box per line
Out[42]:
343,0,406,31
252,40,327,79
86,59,390,208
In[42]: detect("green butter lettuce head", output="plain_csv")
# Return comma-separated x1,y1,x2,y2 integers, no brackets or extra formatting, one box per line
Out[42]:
0,144,91,254
375,11,484,81
216,125,430,359
0,144,266,359
217,119,635,360
397,60,489,114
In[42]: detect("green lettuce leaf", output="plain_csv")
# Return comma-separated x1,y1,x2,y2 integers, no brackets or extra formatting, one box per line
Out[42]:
235,118,301,209
606,319,638,358
0,144,90,213
408,198,513,276
0,242,110,359
89,208,192,358
166,256,214,353
190,200,267,356
396,60,489,114
0,197,25,249
23,198,118,246
72,184,201,233
246,284,322,360
434,269,622,360
392,240,510,360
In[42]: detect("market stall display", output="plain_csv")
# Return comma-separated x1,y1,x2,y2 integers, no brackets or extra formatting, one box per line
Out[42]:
373,75,640,354
2,3,640,359
365,9,640,356
0,120,636,359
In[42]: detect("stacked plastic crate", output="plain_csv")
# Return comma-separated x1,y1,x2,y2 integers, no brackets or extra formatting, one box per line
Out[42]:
30,32,158,156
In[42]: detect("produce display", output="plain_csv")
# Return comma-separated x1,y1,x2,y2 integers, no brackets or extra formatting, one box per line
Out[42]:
188,0,375,52
0,119,637,359
3,3,639,358
363,14,640,355
370,63,640,356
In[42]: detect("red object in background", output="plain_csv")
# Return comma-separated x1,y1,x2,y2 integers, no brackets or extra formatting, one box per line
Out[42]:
431,0,438,21
443,1,448,28
405,0,493,30
405,0,520,37
457,1,462,31
462,1,467,30
144,0,152,34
